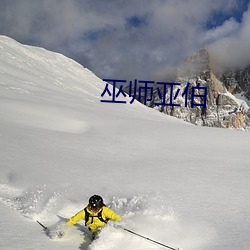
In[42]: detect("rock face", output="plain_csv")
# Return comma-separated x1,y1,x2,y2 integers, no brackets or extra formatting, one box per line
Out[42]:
171,49,250,129
124,49,250,130
218,66,250,100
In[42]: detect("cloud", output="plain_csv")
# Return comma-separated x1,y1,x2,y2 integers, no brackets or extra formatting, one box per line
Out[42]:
0,0,249,80
209,3,250,69
200,18,240,45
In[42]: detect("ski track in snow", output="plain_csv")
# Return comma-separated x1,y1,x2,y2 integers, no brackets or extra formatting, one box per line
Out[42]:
0,99,91,134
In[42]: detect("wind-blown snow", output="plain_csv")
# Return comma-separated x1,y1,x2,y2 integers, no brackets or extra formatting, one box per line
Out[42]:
0,36,249,250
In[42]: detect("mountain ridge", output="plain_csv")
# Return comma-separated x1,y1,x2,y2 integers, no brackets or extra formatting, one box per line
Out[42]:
175,48,250,129
124,48,250,130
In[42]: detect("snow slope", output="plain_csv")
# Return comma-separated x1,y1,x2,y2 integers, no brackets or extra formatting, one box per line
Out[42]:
0,35,250,250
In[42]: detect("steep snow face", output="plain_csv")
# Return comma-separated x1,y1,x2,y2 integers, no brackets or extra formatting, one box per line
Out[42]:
0,36,250,250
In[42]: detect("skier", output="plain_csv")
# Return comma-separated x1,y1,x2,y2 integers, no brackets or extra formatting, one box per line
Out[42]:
66,194,121,239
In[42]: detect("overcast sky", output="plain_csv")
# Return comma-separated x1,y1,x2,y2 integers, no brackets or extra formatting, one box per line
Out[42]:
0,0,249,81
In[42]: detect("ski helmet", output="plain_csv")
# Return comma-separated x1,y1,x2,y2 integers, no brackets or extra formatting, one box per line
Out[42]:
89,195,104,210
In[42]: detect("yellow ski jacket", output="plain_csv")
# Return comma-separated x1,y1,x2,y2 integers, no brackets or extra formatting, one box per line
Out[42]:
67,206,121,233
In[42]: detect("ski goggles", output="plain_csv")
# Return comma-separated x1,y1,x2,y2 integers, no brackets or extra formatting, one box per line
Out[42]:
89,205,101,212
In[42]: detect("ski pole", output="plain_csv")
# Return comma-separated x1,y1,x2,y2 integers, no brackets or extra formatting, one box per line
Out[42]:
122,227,180,250
37,220,48,231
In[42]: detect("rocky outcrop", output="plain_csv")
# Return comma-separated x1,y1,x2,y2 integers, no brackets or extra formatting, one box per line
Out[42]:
124,48,250,130
171,49,250,129
217,66,250,100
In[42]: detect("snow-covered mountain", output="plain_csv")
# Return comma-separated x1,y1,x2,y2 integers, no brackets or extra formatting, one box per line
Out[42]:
174,49,250,129
0,36,250,250
125,49,250,130
217,65,250,102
